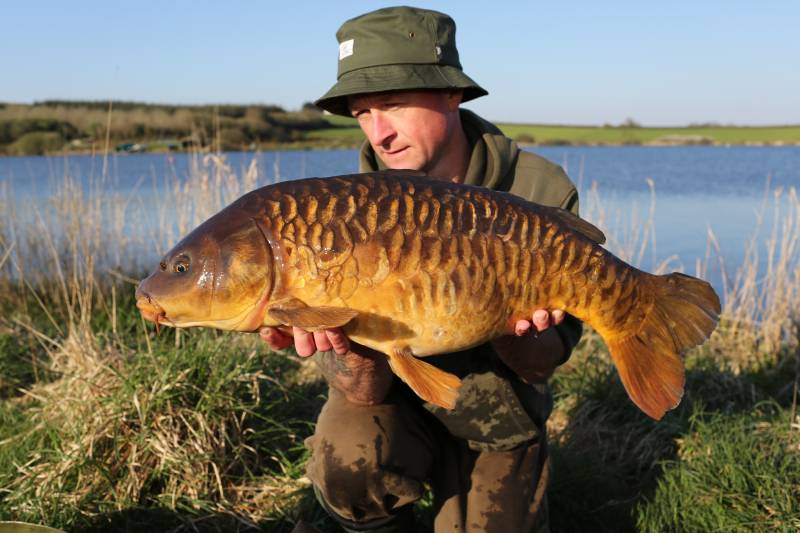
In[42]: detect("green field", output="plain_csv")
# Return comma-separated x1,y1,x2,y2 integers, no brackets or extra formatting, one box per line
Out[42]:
496,123,800,145
305,115,800,146
0,157,799,532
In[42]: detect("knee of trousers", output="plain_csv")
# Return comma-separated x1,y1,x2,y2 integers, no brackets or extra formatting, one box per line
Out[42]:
304,388,433,524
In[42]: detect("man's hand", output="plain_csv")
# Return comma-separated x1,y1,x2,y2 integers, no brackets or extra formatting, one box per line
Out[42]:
513,309,565,337
259,326,393,405
491,309,567,384
260,326,351,357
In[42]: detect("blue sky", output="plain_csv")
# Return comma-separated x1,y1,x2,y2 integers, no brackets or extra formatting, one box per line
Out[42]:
2,1,798,125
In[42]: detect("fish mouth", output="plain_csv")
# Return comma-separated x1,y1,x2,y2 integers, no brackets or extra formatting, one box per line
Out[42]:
135,291,171,333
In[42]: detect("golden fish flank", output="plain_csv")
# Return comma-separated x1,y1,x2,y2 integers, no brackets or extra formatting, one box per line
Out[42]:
136,172,721,420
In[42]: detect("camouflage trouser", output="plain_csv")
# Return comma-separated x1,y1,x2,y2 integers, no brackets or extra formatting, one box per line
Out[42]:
304,385,551,532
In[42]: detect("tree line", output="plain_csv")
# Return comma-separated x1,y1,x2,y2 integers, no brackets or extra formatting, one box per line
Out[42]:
0,100,332,155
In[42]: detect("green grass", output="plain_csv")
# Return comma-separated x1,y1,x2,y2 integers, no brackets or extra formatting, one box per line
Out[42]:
1,289,798,531
302,115,364,146
1,154,798,531
637,404,800,532
302,126,364,145
546,333,800,533
305,118,800,146
496,124,800,145
0,331,38,397
0,289,338,531
318,115,358,128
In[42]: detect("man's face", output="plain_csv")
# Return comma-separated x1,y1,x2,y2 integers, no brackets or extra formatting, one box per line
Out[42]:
348,90,462,173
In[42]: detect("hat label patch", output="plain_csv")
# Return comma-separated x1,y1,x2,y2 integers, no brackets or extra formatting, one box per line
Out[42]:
339,39,354,60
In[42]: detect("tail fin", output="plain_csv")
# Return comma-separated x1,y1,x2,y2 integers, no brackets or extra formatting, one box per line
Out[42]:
605,273,720,419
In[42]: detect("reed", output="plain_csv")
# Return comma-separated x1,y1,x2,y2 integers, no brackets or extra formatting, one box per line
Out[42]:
0,154,798,531
548,178,800,532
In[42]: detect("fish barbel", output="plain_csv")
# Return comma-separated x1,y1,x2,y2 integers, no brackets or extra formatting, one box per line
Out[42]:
135,172,720,419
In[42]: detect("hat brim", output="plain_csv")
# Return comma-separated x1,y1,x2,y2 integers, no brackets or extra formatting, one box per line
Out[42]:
315,64,487,116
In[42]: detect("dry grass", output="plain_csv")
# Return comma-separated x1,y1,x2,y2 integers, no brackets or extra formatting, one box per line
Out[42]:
711,187,800,361
0,152,798,531
580,176,800,363
1,329,312,526
546,178,800,531
0,153,318,528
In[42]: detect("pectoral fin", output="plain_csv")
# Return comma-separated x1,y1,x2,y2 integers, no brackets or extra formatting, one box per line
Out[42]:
267,298,358,331
387,347,462,410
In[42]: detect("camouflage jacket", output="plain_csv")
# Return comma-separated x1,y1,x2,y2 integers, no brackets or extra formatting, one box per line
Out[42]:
359,109,583,451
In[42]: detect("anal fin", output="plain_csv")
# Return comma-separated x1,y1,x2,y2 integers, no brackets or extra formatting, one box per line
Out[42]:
387,347,462,410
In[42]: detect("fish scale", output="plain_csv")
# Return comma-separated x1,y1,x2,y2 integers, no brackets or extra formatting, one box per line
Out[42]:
136,172,721,420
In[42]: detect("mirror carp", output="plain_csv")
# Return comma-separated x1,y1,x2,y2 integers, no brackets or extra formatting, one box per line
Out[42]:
136,172,720,420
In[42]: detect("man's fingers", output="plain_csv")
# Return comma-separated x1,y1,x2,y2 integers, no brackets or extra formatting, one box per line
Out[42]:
532,309,551,332
530,309,566,332
272,326,353,358
258,327,277,344
326,328,351,355
294,328,317,357
515,319,532,336
313,330,333,353
259,327,293,350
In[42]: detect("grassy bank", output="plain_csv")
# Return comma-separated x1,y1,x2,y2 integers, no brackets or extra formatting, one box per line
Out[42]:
308,116,800,147
496,123,800,146
0,155,799,531
2,101,800,156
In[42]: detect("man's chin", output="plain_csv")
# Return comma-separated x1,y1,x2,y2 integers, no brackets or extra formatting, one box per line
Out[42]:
379,151,421,171
386,160,432,177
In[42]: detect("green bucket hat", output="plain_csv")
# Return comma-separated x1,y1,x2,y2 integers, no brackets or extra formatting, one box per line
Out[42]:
315,6,487,116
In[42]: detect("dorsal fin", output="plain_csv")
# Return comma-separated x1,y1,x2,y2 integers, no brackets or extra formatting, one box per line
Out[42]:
548,208,606,244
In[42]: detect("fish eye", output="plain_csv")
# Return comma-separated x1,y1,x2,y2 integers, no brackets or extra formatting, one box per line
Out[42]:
173,255,190,274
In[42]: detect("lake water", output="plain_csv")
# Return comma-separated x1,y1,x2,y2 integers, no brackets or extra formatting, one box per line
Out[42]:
1,146,799,293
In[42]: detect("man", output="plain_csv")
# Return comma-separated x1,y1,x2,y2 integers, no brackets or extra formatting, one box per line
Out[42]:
261,6,582,532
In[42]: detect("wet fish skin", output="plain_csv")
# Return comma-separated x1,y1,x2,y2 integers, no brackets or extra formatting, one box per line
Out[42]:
136,172,720,420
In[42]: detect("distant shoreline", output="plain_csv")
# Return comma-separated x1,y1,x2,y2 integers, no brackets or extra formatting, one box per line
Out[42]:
2,101,799,156
2,138,800,158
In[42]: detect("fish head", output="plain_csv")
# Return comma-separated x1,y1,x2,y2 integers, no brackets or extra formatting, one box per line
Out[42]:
136,210,274,332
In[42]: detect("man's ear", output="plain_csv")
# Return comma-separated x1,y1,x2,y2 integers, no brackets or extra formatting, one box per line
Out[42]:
446,90,463,111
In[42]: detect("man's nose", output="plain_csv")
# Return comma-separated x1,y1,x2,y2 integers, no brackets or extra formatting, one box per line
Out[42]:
369,111,396,146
